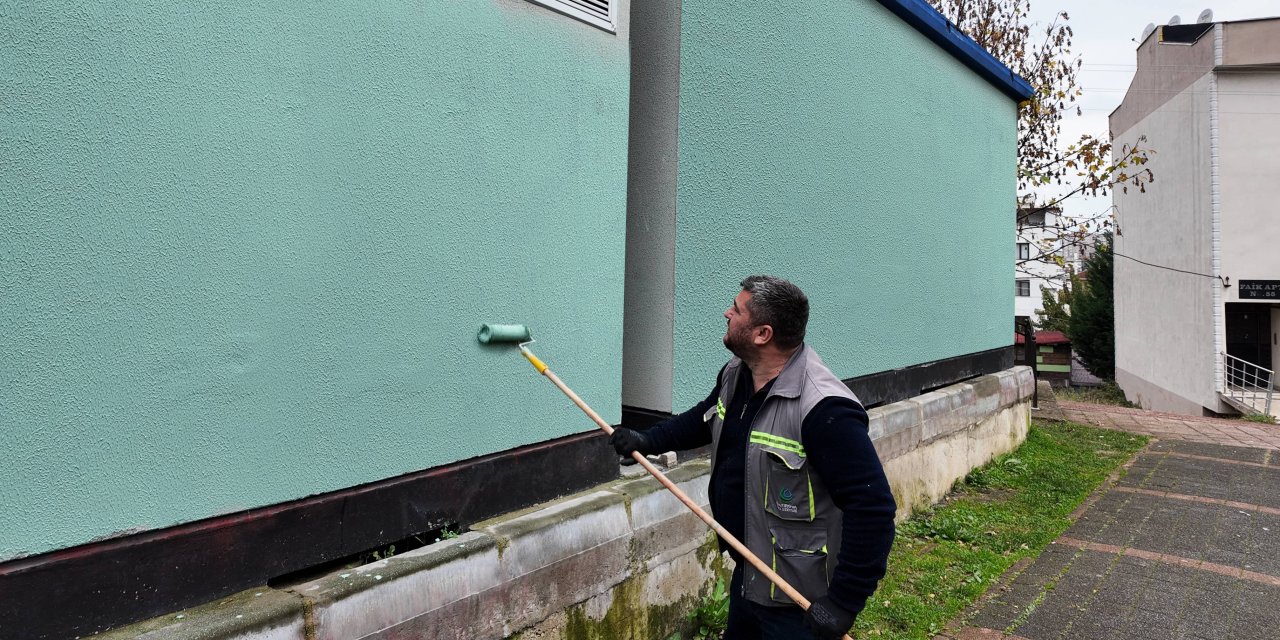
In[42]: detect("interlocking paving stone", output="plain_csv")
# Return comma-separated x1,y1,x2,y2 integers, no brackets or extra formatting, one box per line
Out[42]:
1060,555,1279,638
976,549,1112,638
1120,607,1182,639
1086,572,1135,606
1149,440,1272,464
1118,453,1280,511
938,401,1280,640
1246,513,1280,576
1061,493,1160,548
1063,616,1124,640
968,599,1024,632
1009,613,1068,639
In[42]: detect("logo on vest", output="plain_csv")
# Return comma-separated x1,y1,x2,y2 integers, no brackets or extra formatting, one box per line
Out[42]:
775,488,800,514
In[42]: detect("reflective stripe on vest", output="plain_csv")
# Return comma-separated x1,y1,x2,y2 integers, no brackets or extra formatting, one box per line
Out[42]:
749,431,805,457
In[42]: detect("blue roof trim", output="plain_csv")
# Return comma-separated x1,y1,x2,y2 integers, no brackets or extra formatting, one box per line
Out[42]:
874,0,1036,102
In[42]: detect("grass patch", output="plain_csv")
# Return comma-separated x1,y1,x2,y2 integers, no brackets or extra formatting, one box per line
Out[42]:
1053,381,1137,408
1241,412,1277,425
852,421,1147,639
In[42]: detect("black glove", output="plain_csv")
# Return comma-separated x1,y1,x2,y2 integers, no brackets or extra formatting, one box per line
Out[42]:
804,596,856,640
609,428,651,457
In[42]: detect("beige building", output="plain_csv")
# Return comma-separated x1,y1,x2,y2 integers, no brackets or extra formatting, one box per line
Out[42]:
1112,16,1280,416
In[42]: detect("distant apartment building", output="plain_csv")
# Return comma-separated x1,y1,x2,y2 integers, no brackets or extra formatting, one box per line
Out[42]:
1015,202,1069,320
1112,16,1280,415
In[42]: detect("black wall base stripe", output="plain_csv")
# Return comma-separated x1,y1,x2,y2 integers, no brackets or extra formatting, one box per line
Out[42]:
623,345,1017,425
843,346,1014,409
0,430,615,640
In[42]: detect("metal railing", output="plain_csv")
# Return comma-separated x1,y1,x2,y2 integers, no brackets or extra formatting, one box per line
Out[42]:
1221,351,1275,416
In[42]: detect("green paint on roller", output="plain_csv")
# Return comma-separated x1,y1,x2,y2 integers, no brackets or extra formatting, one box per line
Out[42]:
478,324,532,344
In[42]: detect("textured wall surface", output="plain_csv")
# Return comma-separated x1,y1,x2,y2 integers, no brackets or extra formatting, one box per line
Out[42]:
666,0,1018,406
1218,72,1280,295
1112,75,1217,413
0,1,629,559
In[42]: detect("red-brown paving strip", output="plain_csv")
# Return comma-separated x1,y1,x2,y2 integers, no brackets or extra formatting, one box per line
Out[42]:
1159,451,1274,470
1111,485,1280,516
944,627,1033,640
1056,537,1280,588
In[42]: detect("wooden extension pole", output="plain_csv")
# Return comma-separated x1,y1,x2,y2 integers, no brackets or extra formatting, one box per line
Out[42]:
520,347,852,640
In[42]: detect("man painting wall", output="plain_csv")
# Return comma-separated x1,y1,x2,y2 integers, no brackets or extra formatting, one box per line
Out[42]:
610,275,896,639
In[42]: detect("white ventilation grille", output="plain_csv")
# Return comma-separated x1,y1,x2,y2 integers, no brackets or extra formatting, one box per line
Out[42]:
528,0,616,33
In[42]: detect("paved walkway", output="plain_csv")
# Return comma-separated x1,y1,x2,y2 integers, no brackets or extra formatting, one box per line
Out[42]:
937,396,1280,640
1046,399,1280,450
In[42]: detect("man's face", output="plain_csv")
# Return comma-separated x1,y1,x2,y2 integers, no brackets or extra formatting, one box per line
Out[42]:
723,290,757,357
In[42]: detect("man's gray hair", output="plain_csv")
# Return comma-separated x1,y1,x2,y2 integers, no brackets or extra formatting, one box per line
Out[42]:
740,275,809,349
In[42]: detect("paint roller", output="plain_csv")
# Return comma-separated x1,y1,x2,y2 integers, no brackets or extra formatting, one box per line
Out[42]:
477,323,849,637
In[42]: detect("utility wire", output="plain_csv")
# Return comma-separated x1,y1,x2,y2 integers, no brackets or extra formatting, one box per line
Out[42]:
1065,107,1280,114
1112,250,1226,283
1083,87,1280,96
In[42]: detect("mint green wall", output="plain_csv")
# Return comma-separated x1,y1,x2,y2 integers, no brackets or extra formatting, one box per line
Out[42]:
0,2,629,560
670,0,1017,406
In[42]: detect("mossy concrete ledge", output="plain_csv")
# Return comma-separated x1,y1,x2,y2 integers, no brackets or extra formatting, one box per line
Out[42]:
300,531,505,640
91,470,722,639
612,460,712,572
89,367,1031,639
89,586,305,640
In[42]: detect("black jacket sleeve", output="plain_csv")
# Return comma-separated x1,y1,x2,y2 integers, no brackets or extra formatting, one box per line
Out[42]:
802,397,897,617
636,365,725,454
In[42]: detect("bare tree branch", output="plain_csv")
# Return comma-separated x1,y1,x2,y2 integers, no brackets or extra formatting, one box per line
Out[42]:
929,0,1156,271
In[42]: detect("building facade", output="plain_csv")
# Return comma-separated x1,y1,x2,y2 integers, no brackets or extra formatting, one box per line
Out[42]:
627,0,1032,415
1014,202,1099,323
1,2,635,635
2,0,1031,636
1015,203,1067,320
1112,17,1280,415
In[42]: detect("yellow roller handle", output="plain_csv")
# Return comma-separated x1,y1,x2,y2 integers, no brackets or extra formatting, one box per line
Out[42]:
520,346,548,374
514,345,845,637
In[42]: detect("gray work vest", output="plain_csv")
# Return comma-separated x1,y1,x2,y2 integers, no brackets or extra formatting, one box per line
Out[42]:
710,345,860,607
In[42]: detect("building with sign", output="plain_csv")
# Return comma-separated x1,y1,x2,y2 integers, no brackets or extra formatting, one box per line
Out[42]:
1112,16,1280,416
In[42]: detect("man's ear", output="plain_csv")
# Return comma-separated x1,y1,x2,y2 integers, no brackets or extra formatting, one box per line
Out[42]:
752,324,773,346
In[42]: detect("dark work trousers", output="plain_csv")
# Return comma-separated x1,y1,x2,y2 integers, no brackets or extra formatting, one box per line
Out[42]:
723,564,817,640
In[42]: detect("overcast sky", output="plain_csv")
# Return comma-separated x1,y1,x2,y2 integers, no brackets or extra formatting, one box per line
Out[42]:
1021,1,1278,222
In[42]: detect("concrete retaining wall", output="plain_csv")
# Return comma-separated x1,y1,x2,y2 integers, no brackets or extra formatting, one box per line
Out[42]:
875,367,1034,519
92,366,1033,640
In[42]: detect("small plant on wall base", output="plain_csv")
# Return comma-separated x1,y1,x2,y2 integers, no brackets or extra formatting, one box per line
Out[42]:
1243,413,1277,425
667,576,729,640
1055,380,1137,408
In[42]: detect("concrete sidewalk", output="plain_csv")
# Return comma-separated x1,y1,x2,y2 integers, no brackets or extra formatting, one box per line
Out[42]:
938,398,1280,640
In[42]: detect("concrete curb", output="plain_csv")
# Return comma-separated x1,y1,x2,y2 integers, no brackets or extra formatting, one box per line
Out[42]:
90,586,306,640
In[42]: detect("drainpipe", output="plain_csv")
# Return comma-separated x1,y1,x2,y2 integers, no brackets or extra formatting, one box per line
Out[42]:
1210,23,1225,402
